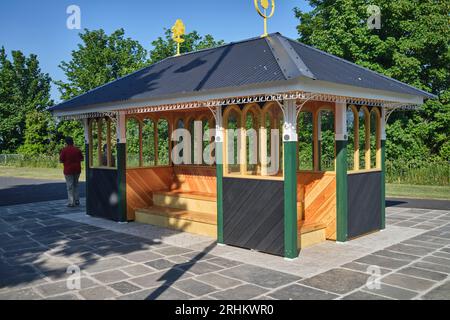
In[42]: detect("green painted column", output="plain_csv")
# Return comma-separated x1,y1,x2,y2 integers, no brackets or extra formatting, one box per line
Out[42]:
335,102,348,242
336,140,348,242
380,139,386,229
117,142,127,222
282,100,298,259
284,141,298,258
216,141,224,244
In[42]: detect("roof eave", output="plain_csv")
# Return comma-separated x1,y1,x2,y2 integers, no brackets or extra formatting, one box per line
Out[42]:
51,76,426,118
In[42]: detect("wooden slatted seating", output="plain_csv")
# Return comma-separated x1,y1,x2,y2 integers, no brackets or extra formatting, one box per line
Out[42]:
152,190,216,214
135,189,217,237
297,220,327,248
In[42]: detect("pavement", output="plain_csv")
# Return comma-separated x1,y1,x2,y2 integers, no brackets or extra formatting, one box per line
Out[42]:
0,197,449,300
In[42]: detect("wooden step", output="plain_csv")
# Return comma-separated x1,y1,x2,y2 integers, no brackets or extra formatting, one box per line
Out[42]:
153,191,217,214
297,222,327,248
135,206,217,238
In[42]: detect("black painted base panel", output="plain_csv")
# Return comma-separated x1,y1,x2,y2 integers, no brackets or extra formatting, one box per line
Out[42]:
347,171,382,239
87,168,120,221
222,177,284,256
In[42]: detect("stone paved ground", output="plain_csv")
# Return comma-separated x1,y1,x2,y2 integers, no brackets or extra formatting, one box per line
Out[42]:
0,199,449,300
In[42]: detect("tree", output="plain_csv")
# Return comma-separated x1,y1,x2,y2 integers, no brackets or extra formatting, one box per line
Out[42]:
149,29,224,64
56,28,149,148
0,47,52,153
56,28,223,149
56,28,148,101
18,110,56,155
294,0,449,161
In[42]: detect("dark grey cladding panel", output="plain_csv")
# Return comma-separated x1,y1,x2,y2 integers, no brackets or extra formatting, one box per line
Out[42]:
87,168,120,221
223,177,284,256
347,171,382,239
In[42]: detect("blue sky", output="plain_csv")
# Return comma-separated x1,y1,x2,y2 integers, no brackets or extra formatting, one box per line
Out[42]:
0,1,311,102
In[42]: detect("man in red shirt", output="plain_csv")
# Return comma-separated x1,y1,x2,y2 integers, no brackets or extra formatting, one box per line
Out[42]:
60,136,84,207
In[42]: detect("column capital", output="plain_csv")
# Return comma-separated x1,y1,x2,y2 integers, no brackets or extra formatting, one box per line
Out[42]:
82,118,89,144
116,112,126,144
282,100,298,142
335,102,348,141
381,107,387,140
214,105,224,143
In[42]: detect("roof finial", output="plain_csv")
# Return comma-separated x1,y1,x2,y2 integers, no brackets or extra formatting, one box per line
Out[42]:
254,0,275,37
171,19,185,56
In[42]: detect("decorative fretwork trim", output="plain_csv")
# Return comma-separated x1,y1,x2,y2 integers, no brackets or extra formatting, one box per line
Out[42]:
57,91,420,121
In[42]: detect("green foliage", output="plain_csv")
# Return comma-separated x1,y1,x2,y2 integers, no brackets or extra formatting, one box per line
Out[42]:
57,28,224,167
294,0,450,164
0,47,52,153
18,110,56,155
56,120,84,150
386,159,449,186
55,28,148,100
149,29,225,64
0,154,60,168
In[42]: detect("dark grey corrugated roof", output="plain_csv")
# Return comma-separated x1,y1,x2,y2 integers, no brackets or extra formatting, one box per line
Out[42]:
50,33,435,112
285,38,435,99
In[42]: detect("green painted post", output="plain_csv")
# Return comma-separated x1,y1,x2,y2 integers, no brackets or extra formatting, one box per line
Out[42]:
380,139,386,229
117,143,127,222
284,141,298,258
216,140,224,243
336,140,348,242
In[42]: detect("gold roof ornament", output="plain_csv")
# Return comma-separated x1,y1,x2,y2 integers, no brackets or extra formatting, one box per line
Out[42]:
171,19,185,56
254,0,275,37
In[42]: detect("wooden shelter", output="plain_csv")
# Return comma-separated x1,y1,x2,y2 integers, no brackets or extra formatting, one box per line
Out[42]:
50,33,435,258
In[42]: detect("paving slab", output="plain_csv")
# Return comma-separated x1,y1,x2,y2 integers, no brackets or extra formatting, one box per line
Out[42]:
300,268,370,295
397,266,448,281
36,277,97,297
381,273,436,291
195,273,243,289
220,265,301,289
269,284,338,300
109,281,141,294
421,281,450,300
79,286,118,299
120,264,156,277
342,290,392,300
91,270,130,284
362,284,418,300
129,269,194,288
355,254,411,269
210,284,268,300
173,279,217,296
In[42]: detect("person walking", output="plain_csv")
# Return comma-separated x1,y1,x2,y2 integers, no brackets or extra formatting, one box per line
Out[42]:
60,136,84,207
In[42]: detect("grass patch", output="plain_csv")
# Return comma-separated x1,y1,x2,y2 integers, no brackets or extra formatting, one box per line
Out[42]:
386,183,450,200
0,166,86,181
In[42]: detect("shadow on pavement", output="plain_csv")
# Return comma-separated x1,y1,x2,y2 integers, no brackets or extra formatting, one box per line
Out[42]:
0,177,86,206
